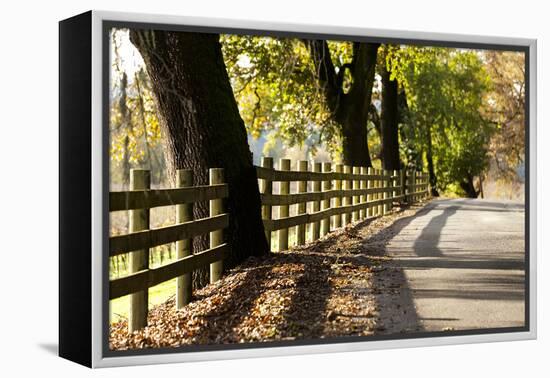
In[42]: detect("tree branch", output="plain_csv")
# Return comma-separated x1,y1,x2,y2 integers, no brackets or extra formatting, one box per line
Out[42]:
302,39,340,113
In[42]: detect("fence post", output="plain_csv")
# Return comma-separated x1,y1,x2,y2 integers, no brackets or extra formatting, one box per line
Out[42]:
128,169,150,332
420,172,424,200
426,173,429,199
278,159,291,251
320,162,332,236
309,162,322,241
342,165,352,225
209,168,224,283
418,171,424,201
392,169,398,210
376,169,382,216
372,169,378,216
260,157,273,252
383,169,390,214
424,172,428,200
296,160,308,246
411,169,418,203
352,166,360,222
360,167,367,220
400,169,405,205
404,170,409,204
176,169,193,309
422,172,425,200
333,164,343,229
367,167,373,218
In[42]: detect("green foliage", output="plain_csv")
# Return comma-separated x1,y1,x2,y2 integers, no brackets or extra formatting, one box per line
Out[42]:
482,51,526,181
109,28,521,198
221,35,354,158
110,29,165,186
110,69,162,161
394,47,494,194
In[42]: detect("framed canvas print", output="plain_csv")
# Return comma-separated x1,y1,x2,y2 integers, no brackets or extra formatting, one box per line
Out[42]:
59,10,537,368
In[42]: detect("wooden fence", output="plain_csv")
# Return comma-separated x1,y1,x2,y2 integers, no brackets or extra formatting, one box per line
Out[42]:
256,158,429,252
109,161,429,332
109,168,228,332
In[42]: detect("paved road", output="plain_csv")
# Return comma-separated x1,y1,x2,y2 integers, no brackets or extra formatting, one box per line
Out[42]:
386,198,526,331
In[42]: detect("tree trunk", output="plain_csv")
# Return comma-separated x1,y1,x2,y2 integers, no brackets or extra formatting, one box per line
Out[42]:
305,40,379,167
119,72,131,190
122,135,130,189
380,63,401,170
130,30,268,288
460,173,479,198
426,124,439,197
479,175,484,199
398,89,422,170
341,111,372,167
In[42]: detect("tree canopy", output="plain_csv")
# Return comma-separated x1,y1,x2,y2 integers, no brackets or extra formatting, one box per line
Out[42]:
391,47,493,196
109,29,525,199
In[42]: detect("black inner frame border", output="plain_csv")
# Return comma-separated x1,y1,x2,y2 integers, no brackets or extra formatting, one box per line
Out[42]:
101,19,531,359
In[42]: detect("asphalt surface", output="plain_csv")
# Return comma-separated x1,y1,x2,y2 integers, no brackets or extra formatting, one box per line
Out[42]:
386,198,526,332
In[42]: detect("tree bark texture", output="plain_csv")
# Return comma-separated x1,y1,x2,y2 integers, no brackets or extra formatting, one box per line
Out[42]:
130,30,268,288
305,40,379,167
380,62,401,170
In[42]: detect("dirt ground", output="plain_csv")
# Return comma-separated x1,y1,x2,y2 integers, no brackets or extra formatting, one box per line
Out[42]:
110,201,429,351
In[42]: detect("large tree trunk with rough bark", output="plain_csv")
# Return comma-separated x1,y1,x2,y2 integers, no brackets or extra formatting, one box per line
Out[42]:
380,63,401,171
340,106,372,167
130,30,268,288
305,40,379,167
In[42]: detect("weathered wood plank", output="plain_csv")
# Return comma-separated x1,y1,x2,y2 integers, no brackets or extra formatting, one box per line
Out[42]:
367,167,373,218
110,184,229,212
260,187,394,205
310,162,322,241
110,213,229,256
109,243,229,299
296,160,308,245
342,165,352,225
175,169,193,309
255,166,391,182
320,162,332,236
333,164,343,228
260,157,274,252
278,159,291,251
359,167,367,219
263,197,394,232
128,169,149,332
209,168,224,283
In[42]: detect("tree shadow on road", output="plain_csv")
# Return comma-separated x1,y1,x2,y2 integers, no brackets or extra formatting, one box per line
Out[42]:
383,199,526,330
413,205,458,257
359,204,433,335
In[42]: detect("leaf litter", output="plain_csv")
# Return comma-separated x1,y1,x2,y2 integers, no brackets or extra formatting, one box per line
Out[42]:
110,201,429,350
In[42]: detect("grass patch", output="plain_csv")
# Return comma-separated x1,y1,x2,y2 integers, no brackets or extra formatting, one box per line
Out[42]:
110,278,177,323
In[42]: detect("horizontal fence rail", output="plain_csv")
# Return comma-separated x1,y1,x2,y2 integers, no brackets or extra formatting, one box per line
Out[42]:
110,243,229,300
109,168,228,332
109,184,228,212
109,213,229,256
258,158,429,252
109,160,429,332
256,166,392,182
